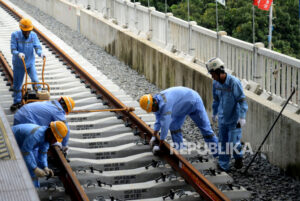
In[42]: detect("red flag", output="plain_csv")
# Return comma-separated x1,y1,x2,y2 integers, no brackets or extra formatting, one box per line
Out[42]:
253,0,259,6
258,0,273,11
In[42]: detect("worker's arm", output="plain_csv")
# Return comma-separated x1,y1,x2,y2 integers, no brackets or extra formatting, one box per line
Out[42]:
37,143,49,169
212,81,219,116
32,32,42,57
10,32,19,56
153,112,161,132
233,81,248,119
21,135,39,171
158,105,172,141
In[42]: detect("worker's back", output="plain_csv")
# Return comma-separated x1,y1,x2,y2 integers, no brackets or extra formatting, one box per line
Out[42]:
14,100,65,126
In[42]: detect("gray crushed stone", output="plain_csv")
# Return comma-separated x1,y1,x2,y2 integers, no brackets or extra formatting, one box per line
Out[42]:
8,0,300,200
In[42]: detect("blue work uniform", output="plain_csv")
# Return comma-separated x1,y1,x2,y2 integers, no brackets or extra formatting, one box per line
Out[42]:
212,74,248,171
13,100,70,147
12,124,49,187
153,87,217,151
11,30,42,104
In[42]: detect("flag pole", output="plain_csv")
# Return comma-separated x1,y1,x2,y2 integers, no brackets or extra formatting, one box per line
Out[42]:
216,0,219,33
188,0,190,22
268,2,273,49
216,0,219,57
253,4,255,44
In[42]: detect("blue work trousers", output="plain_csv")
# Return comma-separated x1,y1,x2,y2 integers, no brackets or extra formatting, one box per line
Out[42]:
13,65,40,104
218,124,243,171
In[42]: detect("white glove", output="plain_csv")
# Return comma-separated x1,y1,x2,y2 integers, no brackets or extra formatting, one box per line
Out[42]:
40,53,46,58
149,136,156,147
33,167,47,178
52,142,62,149
152,145,160,155
18,53,25,59
44,167,54,177
62,146,69,154
237,118,246,127
212,115,217,123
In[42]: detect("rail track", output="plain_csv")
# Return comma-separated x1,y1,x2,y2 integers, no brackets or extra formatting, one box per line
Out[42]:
0,1,251,200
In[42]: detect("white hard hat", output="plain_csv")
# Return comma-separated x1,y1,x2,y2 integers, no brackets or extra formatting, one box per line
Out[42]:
206,58,225,72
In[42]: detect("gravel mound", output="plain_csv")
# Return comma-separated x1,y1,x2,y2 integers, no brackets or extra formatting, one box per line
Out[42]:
8,0,300,200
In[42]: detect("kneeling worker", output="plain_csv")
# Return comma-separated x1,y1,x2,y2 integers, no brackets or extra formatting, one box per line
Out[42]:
139,86,218,154
13,96,75,151
12,121,68,187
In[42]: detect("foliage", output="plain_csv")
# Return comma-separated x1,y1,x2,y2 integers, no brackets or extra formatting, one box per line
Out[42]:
133,0,300,59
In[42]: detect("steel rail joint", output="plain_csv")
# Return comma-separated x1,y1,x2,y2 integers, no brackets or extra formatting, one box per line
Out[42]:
0,1,229,200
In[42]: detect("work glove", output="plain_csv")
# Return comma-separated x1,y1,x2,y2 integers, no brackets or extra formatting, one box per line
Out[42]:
33,167,47,178
152,145,160,155
149,136,156,147
44,167,54,177
52,142,62,149
237,118,246,128
40,53,46,59
18,53,25,59
212,115,217,123
62,146,69,157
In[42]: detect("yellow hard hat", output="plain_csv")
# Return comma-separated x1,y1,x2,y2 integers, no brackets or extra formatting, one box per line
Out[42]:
139,94,153,113
50,121,68,143
61,96,75,114
19,18,33,31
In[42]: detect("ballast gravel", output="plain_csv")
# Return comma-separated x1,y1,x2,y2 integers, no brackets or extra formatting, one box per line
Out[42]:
8,0,300,200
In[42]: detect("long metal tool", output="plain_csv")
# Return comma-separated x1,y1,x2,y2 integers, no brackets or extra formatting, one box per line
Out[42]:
243,87,296,174
71,107,135,113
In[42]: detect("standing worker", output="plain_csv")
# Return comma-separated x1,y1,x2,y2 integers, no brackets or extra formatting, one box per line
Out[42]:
139,87,218,154
10,18,46,111
206,57,248,171
13,96,75,151
12,121,68,187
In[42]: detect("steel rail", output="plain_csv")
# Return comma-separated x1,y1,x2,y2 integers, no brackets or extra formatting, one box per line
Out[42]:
0,51,13,86
0,1,230,200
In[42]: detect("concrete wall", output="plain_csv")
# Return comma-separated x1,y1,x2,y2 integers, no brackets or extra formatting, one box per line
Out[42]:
23,0,300,176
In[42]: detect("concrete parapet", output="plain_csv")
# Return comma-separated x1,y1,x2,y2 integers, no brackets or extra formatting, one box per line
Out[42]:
26,0,300,177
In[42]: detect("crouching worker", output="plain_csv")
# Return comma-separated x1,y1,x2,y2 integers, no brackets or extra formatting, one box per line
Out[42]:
12,121,68,187
13,96,75,152
139,86,218,155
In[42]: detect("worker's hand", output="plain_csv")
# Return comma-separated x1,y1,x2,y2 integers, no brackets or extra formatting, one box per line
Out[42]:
18,53,25,59
62,146,69,154
44,167,54,177
40,53,46,59
149,136,156,147
152,145,160,155
52,142,62,149
33,167,47,178
237,118,246,128
212,115,217,123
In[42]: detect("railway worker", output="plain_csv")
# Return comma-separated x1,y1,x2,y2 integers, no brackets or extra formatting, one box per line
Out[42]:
12,121,68,187
10,18,46,112
139,86,218,154
206,57,248,171
13,96,75,152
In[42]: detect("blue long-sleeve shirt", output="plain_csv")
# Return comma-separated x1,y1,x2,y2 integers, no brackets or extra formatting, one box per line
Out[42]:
11,30,42,69
14,100,70,146
212,74,248,126
153,86,212,140
12,124,49,170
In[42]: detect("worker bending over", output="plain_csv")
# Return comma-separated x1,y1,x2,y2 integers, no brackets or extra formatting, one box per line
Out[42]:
206,57,248,171
140,86,218,154
12,121,68,187
13,96,75,151
10,18,46,111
